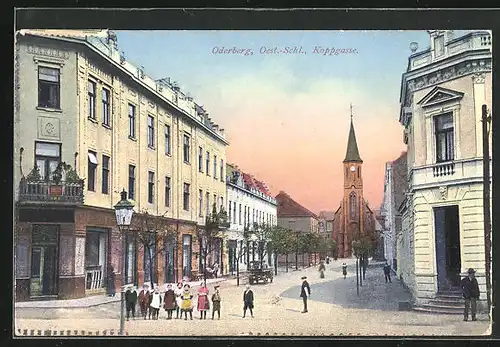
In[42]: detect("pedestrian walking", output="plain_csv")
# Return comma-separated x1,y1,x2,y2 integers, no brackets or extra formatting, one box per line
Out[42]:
181,284,194,320
197,281,210,319
300,276,311,313
342,263,347,279
125,285,137,321
211,285,221,320
319,261,326,279
163,284,176,319
149,287,162,320
138,284,151,320
213,262,219,278
106,265,116,297
383,262,392,283
242,284,254,318
174,282,184,319
326,256,330,265
461,268,480,322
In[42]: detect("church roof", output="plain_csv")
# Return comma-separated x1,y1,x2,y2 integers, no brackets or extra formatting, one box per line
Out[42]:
343,119,363,163
276,191,318,219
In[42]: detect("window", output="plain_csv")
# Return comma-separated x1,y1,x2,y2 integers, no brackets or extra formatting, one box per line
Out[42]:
128,165,136,200
244,206,247,227
206,192,210,216
220,197,224,212
143,235,156,283
88,80,96,119
214,155,217,179
147,115,155,148
206,151,210,175
163,176,171,207
213,194,217,212
165,125,171,155
358,167,360,178
183,183,190,211
38,67,60,109
102,155,110,194
199,189,203,216
435,113,454,162
239,204,242,225
182,235,192,277
350,192,356,220
434,35,445,57
198,147,203,172
148,171,155,204
228,200,232,221
220,159,224,182
233,202,237,223
128,104,136,138
102,88,110,126
87,151,98,191
35,142,61,181
183,135,190,163
124,234,136,285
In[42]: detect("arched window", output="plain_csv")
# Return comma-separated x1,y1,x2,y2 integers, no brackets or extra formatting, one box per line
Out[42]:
350,192,356,220
357,167,360,178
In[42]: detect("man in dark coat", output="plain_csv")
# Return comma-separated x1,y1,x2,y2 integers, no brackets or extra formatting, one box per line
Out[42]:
300,276,311,313
383,262,392,283
243,284,254,318
106,265,116,297
125,285,138,321
461,268,480,321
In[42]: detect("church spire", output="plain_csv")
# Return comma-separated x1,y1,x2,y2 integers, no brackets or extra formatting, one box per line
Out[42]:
343,105,363,163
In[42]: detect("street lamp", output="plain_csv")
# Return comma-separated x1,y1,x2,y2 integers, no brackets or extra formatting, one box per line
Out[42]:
114,189,135,336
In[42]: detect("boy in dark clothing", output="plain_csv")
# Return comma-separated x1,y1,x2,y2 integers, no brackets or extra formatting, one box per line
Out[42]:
461,268,480,321
383,263,392,283
300,276,311,313
243,284,254,318
125,285,138,321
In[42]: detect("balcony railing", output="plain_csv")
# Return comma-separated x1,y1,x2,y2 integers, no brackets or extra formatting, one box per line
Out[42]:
433,162,455,177
18,178,85,204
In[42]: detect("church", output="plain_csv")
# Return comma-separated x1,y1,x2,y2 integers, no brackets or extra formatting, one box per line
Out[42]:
332,112,375,258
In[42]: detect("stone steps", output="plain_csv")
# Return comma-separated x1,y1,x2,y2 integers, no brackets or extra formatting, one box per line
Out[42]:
413,306,463,315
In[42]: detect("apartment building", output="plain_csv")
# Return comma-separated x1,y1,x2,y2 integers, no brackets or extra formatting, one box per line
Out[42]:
398,30,492,311
14,30,228,301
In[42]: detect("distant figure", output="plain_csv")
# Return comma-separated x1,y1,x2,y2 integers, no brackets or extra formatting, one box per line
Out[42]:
461,268,480,322
106,265,116,297
149,287,162,320
213,262,219,278
383,262,392,283
342,263,347,279
125,285,137,321
138,284,151,320
163,284,176,319
197,281,210,319
300,276,311,313
211,285,221,320
319,261,326,279
326,256,330,265
243,284,254,318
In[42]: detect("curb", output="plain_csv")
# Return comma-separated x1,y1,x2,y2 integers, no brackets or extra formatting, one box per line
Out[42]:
15,297,121,310
16,329,129,337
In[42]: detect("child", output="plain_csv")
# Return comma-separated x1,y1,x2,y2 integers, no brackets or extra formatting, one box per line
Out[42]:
174,282,184,319
125,285,137,321
138,284,151,320
149,287,162,320
211,285,221,320
163,284,176,319
197,281,210,320
180,284,194,320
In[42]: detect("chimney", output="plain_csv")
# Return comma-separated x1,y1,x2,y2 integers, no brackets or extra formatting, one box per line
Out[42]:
172,81,180,91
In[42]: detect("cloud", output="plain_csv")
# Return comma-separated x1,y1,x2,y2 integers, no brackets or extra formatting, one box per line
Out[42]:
196,64,406,212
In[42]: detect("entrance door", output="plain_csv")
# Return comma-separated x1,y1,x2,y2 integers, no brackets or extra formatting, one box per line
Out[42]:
30,225,59,297
434,205,461,292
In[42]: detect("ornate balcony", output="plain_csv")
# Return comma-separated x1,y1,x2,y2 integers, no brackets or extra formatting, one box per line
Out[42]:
432,162,455,177
18,178,85,205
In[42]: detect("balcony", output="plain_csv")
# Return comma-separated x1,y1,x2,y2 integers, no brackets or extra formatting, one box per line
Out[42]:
432,162,455,177
18,178,85,205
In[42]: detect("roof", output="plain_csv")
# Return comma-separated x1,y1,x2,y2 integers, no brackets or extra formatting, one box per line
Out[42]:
276,191,318,219
228,164,274,199
318,211,335,221
343,119,363,163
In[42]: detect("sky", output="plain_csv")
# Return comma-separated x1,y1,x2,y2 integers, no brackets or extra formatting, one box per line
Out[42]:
114,30,465,214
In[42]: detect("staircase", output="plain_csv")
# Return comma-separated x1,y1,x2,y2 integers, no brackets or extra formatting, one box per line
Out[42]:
413,289,464,315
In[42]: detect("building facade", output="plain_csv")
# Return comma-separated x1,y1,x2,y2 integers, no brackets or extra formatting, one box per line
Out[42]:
225,164,277,274
14,30,228,301
398,30,492,308
332,117,376,258
276,191,320,267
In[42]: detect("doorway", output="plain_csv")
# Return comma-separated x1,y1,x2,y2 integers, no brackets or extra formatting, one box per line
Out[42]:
164,240,175,284
30,225,59,297
434,205,461,292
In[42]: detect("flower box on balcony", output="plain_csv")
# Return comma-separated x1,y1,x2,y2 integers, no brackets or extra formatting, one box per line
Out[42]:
49,185,63,196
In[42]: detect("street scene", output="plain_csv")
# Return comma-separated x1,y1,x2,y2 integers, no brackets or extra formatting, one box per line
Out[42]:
13,27,492,337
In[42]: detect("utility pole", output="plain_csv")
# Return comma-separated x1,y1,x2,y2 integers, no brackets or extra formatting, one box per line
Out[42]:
481,104,492,316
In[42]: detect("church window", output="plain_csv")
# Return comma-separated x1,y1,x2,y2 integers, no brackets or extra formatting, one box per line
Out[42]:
357,167,360,178
350,192,356,220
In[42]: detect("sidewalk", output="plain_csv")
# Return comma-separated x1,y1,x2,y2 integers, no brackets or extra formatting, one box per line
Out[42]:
15,277,227,309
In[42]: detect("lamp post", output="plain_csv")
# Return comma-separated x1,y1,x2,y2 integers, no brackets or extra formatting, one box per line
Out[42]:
114,189,135,336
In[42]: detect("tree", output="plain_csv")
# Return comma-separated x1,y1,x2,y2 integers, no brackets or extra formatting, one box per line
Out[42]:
195,203,230,283
268,225,294,275
352,229,375,280
131,210,179,288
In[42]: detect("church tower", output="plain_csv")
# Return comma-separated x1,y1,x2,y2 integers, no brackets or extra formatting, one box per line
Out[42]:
342,108,364,256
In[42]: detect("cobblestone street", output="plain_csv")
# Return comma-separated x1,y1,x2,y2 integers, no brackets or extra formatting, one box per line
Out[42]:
15,259,490,336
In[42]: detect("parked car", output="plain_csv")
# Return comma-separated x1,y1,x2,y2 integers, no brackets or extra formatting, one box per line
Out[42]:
248,261,273,284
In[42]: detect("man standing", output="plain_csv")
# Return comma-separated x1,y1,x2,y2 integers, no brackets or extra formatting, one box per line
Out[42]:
243,284,254,318
383,262,392,283
461,268,480,321
300,276,311,313
125,285,137,321
342,263,348,279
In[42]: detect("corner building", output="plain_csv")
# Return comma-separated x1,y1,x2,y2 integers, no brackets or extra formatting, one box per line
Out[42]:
14,30,228,301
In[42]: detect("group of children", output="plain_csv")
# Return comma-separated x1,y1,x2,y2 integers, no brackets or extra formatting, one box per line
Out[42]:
124,281,222,321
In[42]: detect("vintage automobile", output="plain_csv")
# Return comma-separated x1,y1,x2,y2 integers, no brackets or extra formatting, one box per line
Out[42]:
248,261,273,284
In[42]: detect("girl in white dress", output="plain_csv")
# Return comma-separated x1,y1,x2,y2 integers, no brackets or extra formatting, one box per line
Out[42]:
149,287,162,320
174,282,184,319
